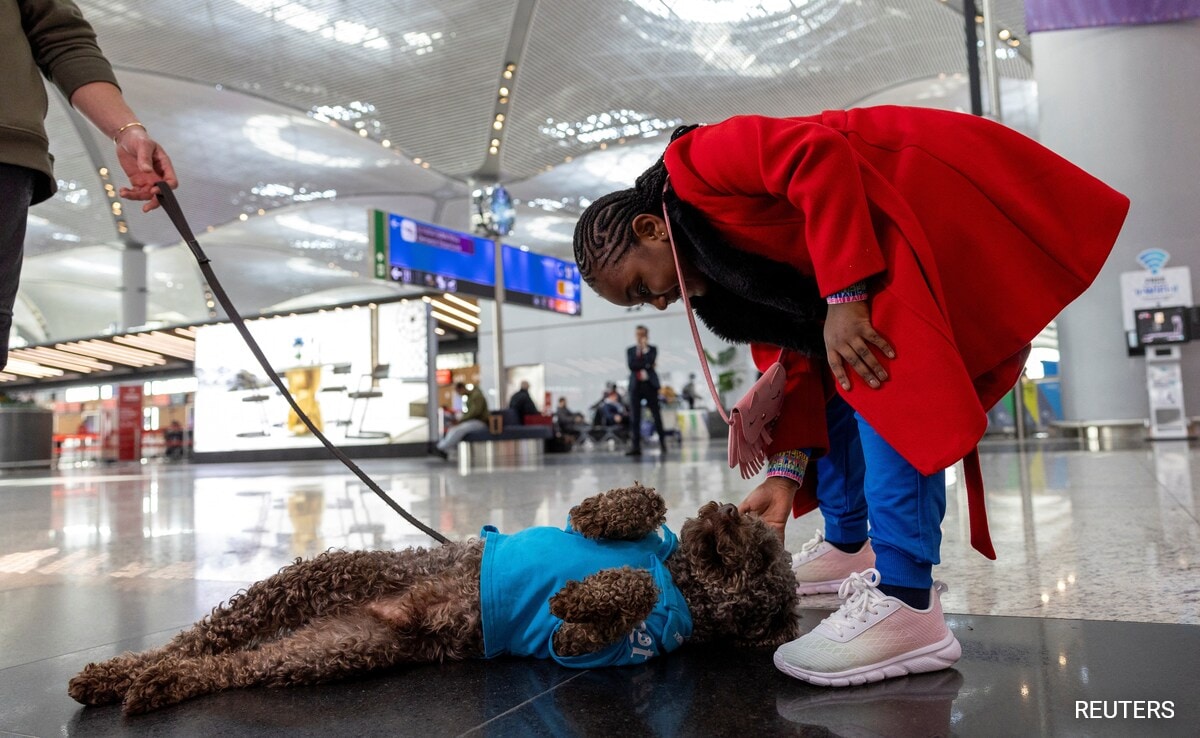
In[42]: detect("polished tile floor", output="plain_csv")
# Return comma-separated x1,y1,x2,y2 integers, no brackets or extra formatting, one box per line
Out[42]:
1,439,1197,736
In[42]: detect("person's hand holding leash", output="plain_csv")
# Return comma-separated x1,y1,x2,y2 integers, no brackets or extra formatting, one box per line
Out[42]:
114,125,177,213
823,300,894,390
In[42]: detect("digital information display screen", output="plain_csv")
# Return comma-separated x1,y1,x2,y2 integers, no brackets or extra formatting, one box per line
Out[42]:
502,244,582,316
371,210,496,299
370,210,582,315
1135,306,1190,345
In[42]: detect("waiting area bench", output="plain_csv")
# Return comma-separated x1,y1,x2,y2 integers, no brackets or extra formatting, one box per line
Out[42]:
459,410,554,470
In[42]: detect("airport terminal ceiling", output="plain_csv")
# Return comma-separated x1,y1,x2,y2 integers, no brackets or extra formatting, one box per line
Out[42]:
18,0,1034,348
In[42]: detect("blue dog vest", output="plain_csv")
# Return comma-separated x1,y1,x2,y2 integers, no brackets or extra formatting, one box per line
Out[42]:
478,520,692,667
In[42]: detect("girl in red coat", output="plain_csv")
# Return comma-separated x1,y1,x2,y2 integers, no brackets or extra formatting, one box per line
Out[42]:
573,107,1128,686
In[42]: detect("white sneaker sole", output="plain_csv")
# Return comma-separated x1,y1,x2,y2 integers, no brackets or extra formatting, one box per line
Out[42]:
773,631,962,687
795,578,843,595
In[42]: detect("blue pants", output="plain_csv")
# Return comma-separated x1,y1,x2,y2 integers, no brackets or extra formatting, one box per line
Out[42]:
815,395,946,590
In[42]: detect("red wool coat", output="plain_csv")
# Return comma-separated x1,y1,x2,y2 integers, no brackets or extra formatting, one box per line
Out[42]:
664,107,1129,557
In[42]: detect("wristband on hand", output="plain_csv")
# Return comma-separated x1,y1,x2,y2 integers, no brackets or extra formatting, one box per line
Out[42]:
766,449,810,485
826,281,868,304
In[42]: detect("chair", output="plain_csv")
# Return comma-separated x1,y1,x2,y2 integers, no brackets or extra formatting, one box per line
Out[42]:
345,364,390,439
236,391,272,438
320,363,353,394
320,363,354,428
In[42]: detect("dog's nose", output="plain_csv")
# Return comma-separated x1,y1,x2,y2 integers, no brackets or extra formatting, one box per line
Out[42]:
720,503,738,518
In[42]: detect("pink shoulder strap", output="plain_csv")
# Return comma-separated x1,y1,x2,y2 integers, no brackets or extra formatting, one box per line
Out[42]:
661,182,731,424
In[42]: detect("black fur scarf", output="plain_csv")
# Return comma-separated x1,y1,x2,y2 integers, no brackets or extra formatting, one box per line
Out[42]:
664,190,828,357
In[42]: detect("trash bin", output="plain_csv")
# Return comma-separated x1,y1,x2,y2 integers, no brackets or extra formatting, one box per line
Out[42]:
0,406,54,468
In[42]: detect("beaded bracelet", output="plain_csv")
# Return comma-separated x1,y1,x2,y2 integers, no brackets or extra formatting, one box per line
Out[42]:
826,280,868,304
113,121,146,142
766,449,810,485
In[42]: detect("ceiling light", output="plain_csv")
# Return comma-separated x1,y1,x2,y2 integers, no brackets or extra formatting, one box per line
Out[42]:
11,348,109,373
275,213,368,243
430,299,482,325
1,359,64,379
57,340,165,367
233,1,390,51
441,293,481,313
498,87,510,96
244,114,364,168
115,331,197,359
431,310,476,333
627,0,799,23
542,110,683,145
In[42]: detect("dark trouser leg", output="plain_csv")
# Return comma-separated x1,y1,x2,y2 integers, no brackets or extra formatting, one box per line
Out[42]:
0,164,37,371
644,390,666,449
630,386,644,453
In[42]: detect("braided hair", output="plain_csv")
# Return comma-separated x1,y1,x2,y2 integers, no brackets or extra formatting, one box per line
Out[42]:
573,125,699,287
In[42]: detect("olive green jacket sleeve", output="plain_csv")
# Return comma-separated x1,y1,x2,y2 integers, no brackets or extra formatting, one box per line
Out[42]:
1,0,121,202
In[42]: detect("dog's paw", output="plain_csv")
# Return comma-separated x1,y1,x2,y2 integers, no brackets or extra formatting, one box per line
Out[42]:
550,568,657,623
570,485,665,540
68,658,140,705
121,659,196,715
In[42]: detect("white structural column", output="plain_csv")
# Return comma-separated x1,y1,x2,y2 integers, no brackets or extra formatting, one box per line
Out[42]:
120,244,147,331
1034,19,1200,422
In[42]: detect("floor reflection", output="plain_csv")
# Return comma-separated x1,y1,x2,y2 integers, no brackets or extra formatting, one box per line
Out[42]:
1,440,1198,624
1,441,1198,736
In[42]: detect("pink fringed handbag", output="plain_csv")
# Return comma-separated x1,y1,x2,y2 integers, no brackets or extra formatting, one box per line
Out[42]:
662,185,787,478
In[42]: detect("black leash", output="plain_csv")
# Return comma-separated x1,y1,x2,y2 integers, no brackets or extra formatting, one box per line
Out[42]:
154,182,449,545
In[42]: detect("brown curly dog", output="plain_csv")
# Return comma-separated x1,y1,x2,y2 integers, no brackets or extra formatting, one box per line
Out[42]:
69,483,798,714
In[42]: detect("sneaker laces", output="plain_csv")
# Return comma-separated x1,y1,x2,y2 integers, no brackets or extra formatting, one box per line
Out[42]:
798,530,826,555
822,568,886,637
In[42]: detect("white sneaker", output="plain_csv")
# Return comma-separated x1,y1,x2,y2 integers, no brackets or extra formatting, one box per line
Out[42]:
774,568,961,687
792,530,876,595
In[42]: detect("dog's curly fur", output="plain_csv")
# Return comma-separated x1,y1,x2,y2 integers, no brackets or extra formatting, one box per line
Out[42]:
68,483,798,715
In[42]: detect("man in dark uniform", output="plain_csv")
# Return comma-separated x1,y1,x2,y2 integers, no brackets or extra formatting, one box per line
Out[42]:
626,325,667,457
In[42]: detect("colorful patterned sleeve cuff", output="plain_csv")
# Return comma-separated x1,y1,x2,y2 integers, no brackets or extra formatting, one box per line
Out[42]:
826,280,868,304
766,449,810,485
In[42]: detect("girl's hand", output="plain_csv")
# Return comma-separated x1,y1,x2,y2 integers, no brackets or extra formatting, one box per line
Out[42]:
823,301,895,390
738,477,798,544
